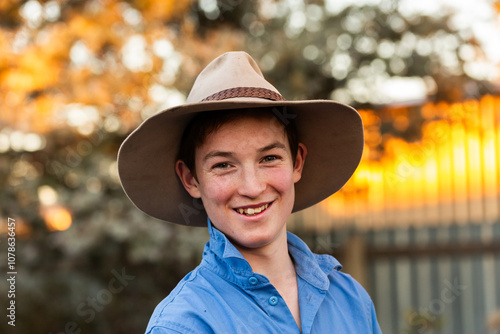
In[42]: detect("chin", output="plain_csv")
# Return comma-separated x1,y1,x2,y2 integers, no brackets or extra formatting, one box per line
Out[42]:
233,230,284,250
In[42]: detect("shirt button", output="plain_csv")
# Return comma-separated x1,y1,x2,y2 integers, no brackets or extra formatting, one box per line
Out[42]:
248,277,258,285
268,296,279,306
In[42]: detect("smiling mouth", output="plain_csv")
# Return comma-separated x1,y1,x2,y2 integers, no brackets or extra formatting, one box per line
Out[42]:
234,203,271,216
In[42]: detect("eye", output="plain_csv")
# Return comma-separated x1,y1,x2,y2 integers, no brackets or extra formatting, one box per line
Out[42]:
212,162,230,169
262,155,279,162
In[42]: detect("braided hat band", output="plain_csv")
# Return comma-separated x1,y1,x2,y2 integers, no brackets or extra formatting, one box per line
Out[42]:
201,87,286,102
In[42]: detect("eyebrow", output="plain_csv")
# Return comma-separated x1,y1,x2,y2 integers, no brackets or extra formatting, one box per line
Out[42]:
202,141,287,162
258,142,287,153
202,151,234,162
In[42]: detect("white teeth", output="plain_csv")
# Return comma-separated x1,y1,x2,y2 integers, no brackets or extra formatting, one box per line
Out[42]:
235,203,270,216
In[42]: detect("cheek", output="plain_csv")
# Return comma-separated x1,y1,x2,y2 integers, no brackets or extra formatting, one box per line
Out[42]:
268,168,295,194
199,178,235,204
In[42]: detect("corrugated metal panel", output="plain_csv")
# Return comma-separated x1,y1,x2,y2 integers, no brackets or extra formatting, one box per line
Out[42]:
365,222,500,334
300,221,500,333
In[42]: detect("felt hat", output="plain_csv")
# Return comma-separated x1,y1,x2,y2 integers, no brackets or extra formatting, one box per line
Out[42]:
118,51,364,226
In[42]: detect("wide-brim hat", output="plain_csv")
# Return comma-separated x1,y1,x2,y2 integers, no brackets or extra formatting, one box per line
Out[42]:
118,51,364,227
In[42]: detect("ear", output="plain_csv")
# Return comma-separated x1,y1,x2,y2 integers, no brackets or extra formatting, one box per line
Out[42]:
175,160,201,198
293,143,307,183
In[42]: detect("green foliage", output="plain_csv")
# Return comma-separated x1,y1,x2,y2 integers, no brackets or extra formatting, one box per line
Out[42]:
0,127,208,333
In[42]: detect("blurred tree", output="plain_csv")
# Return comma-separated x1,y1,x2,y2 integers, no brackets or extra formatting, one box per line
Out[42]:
0,0,244,133
197,0,497,104
193,0,499,144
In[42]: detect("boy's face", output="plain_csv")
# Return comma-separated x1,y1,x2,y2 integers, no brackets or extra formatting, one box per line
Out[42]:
179,114,306,251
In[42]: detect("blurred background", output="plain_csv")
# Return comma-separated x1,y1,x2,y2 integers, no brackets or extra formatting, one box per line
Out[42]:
1,0,500,333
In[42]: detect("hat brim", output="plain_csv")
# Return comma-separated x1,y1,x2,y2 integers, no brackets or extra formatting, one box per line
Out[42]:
118,99,364,227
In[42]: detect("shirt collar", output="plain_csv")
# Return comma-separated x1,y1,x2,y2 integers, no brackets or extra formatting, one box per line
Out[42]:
205,218,342,290
206,218,254,273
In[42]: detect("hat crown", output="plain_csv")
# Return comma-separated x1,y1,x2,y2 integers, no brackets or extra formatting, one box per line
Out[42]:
186,52,280,103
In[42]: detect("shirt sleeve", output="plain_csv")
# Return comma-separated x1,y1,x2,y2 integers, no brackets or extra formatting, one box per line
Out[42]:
347,271,383,333
369,299,383,334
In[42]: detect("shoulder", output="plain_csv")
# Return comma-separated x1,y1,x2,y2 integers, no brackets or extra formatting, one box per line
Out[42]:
309,253,382,333
145,261,246,334
145,266,218,334
321,254,381,328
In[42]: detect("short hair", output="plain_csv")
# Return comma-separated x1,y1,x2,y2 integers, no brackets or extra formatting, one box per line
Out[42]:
177,107,299,180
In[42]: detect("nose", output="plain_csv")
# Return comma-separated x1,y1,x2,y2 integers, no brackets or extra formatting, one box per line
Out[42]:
238,166,266,198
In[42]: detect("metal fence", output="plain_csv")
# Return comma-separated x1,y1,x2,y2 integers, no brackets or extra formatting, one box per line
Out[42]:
366,221,500,334
300,221,500,334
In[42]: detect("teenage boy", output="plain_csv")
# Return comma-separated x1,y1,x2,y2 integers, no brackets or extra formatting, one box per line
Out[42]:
118,51,382,333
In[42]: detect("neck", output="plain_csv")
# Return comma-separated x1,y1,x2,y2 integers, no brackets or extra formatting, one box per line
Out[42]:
232,227,302,331
236,229,296,283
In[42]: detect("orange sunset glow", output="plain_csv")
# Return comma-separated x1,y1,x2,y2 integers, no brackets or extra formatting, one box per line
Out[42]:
322,95,500,229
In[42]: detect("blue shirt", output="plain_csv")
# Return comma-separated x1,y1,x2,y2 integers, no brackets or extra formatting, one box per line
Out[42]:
146,220,382,333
